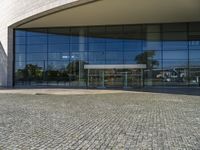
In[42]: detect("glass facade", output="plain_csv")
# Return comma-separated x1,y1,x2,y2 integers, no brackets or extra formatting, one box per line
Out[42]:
14,23,200,88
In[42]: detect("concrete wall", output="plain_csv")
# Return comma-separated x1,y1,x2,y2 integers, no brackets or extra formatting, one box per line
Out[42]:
0,0,96,87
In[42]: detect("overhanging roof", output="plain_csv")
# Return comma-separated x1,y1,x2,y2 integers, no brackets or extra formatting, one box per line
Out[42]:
19,0,200,28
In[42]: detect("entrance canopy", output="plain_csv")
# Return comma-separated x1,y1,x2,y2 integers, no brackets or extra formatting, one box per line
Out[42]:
84,64,146,70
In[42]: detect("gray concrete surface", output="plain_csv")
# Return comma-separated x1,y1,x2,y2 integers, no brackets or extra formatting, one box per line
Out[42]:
0,92,199,149
0,88,133,95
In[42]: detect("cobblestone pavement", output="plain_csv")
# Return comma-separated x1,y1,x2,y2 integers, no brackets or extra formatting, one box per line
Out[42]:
0,92,199,149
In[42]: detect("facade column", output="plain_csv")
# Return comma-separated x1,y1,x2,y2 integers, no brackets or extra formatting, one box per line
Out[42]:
79,28,85,87
124,72,128,88
7,27,14,87
141,69,144,87
101,70,105,88
87,69,90,87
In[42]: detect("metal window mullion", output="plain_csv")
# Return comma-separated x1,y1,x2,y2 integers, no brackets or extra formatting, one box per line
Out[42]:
13,29,16,87
187,23,190,87
46,29,49,86
25,31,28,85
69,27,71,87
161,24,164,87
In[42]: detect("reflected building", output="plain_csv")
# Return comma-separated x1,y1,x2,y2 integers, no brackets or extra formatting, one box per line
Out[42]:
0,0,200,88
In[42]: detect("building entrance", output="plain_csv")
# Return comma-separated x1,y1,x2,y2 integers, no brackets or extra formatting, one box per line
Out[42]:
85,64,146,89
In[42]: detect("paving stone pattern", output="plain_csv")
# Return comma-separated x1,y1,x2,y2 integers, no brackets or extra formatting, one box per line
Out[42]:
0,93,199,149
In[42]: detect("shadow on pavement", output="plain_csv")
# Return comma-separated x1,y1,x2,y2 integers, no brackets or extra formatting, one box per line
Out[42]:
131,87,200,96
0,86,199,96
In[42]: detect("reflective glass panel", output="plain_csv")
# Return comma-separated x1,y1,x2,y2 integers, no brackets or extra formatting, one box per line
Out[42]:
14,22,200,87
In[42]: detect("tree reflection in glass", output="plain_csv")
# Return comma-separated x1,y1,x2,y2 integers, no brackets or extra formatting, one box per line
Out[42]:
135,50,159,69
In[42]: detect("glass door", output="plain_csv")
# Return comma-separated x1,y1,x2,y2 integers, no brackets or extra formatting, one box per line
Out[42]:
88,69,104,88
104,69,124,88
87,69,144,89
127,69,143,88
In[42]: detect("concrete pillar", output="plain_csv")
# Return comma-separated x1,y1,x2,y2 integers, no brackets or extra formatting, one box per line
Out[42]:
124,72,128,88
101,70,105,88
7,28,14,88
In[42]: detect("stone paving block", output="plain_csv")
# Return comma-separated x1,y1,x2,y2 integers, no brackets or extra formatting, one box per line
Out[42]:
0,93,199,149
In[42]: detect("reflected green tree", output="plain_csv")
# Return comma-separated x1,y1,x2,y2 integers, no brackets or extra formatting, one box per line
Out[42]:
135,50,159,85
135,50,159,69
15,64,43,82
47,70,70,82
25,64,43,81
47,60,87,82
47,64,69,82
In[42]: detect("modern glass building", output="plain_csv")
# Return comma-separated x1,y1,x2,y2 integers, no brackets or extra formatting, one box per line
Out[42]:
14,23,200,88
0,0,200,88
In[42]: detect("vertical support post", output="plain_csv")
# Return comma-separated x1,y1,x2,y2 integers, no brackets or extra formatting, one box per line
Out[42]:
197,76,200,87
87,69,90,87
124,72,128,88
141,69,144,87
79,60,81,87
7,28,14,87
43,60,46,84
79,28,85,87
102,70,105,88
199,76,200,87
